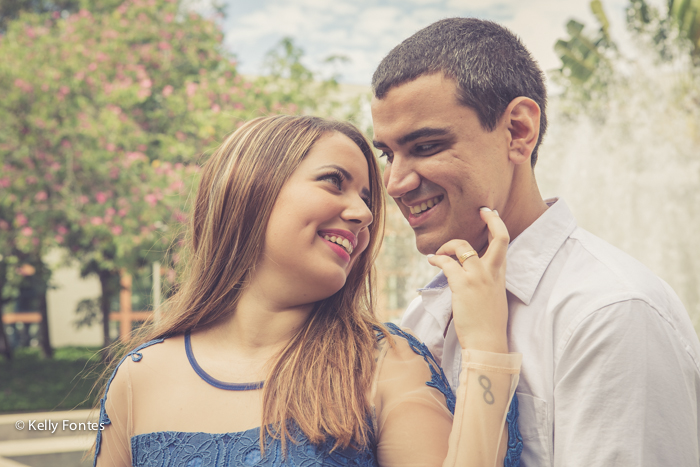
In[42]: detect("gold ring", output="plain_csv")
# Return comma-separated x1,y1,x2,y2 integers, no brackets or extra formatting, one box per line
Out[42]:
458,250,478,265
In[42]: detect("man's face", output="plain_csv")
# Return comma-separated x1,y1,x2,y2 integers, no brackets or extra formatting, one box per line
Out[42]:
371,73,513,254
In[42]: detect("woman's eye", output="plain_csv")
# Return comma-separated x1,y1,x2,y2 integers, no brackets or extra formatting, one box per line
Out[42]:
379,152,393,164
320,173,343,189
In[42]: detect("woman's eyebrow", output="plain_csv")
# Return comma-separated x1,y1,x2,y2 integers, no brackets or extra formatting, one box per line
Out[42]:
318,164,353,180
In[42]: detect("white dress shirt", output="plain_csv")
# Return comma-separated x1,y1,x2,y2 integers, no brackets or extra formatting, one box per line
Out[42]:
401,198,700,466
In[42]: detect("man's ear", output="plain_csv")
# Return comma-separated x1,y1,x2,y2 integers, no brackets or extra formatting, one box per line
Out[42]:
504,97,540,165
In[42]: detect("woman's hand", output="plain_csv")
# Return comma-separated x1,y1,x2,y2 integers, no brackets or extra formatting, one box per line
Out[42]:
427,207,509,354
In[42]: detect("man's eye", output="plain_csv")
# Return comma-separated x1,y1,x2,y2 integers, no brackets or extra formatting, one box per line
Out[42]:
416,143,438,153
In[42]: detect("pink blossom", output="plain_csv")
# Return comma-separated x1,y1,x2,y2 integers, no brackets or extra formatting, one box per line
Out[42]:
57,225,68,235
175,131,186,141
106,143,116,151
16,214,27,226
140,79,152,88
137,144,147,151
44,172,54,181
26,176,37,184
95,192,108,204
41,83,49,92
91,217,103,226
21,226,33,236
88,62,97,71
0,178,9,188
111,225,122,235
162,85,173,97
211,104,220,113
118,208,128,216
186,82,198,97
158,41,171,51
78,195,89,204
110,167,119,179
144,193,158,207
169,180,184,191
14,79,33,93
125,152,146,163
106,207,116,216
35,191,48,201
55,235,64,243
0,220,9,230
137,88,151,99
164,13,174,23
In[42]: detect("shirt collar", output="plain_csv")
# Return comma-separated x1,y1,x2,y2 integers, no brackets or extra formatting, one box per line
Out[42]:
505,197,577,305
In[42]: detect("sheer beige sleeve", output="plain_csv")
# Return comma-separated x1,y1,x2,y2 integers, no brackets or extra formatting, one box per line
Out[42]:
94,358,134,467
373,332,521,467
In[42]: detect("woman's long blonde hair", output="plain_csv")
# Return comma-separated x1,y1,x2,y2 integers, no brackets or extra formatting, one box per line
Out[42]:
108,115,387,452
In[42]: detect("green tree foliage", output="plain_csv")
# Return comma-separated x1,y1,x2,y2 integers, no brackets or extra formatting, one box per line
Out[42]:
0,0,338,354
554,0,700,116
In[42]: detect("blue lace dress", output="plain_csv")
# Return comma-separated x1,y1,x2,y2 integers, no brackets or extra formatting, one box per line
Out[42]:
94,324,521,467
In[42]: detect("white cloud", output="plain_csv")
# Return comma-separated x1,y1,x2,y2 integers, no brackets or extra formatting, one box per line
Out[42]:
221,0,652,85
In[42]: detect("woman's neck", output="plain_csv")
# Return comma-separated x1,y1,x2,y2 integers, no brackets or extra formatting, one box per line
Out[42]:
189,282,314,383
205,280,313,356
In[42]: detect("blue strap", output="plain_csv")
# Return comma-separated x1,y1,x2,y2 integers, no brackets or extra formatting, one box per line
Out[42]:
378,323,522,467
377,323,456,414
185,331,264,390
504,394,523,467
93,338,165,466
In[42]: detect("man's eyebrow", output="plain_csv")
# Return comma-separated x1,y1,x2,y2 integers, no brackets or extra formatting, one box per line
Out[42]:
373,127,451,149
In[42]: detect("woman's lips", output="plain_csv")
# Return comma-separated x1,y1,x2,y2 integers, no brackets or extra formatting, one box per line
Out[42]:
319,235,351,262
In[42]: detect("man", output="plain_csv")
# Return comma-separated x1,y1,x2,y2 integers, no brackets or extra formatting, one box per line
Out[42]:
371,18,700,466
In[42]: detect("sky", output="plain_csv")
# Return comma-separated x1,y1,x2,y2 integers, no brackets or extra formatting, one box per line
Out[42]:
214,0,664,85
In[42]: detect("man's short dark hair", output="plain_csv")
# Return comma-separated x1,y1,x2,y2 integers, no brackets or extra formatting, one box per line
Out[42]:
372,18,547,167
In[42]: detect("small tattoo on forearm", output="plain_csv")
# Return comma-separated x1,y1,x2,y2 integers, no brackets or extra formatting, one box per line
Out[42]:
478,375,494,405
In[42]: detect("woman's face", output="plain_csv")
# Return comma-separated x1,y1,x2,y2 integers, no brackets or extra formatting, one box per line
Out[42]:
258,132,374,304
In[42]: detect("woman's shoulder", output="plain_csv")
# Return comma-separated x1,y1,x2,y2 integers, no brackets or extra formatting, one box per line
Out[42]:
375,323,455,414
108,334,185,389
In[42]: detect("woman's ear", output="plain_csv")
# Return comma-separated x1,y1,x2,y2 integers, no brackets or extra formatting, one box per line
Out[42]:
505,97,540,166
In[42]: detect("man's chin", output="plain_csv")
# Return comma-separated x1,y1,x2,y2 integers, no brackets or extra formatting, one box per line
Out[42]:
414,235,442,256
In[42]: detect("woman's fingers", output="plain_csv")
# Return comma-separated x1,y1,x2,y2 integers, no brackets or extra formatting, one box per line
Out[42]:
426,207,510,353
479,208,509,271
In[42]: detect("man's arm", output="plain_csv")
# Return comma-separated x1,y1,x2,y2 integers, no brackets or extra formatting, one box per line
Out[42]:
553,299,700,466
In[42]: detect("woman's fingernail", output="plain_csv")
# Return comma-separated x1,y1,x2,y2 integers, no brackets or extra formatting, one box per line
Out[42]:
479,206,492,212
427,254,435,258
493,209,499,216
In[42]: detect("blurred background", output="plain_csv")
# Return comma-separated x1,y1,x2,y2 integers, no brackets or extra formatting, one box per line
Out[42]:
1,0,699,465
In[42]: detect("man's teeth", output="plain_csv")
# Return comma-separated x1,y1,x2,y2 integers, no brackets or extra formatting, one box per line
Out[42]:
323,235,354,255
409,196,441,215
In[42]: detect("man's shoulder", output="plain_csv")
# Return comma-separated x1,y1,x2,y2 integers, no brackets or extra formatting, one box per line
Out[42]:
559,226,675,307
551,226,699,354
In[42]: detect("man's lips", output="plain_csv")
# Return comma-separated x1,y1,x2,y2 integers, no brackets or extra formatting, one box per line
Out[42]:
406,195,443,215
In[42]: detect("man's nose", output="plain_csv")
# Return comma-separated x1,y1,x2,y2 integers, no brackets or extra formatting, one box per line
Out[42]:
383,156,421,199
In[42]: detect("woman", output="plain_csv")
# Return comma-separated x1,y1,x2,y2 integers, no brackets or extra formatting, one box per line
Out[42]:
93,115,521,467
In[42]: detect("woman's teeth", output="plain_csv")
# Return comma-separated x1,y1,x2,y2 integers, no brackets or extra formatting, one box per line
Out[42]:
409,196,442,215
324,235,354,255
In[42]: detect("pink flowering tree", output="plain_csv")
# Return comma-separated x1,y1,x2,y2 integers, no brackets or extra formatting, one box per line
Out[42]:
0,0,337,355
